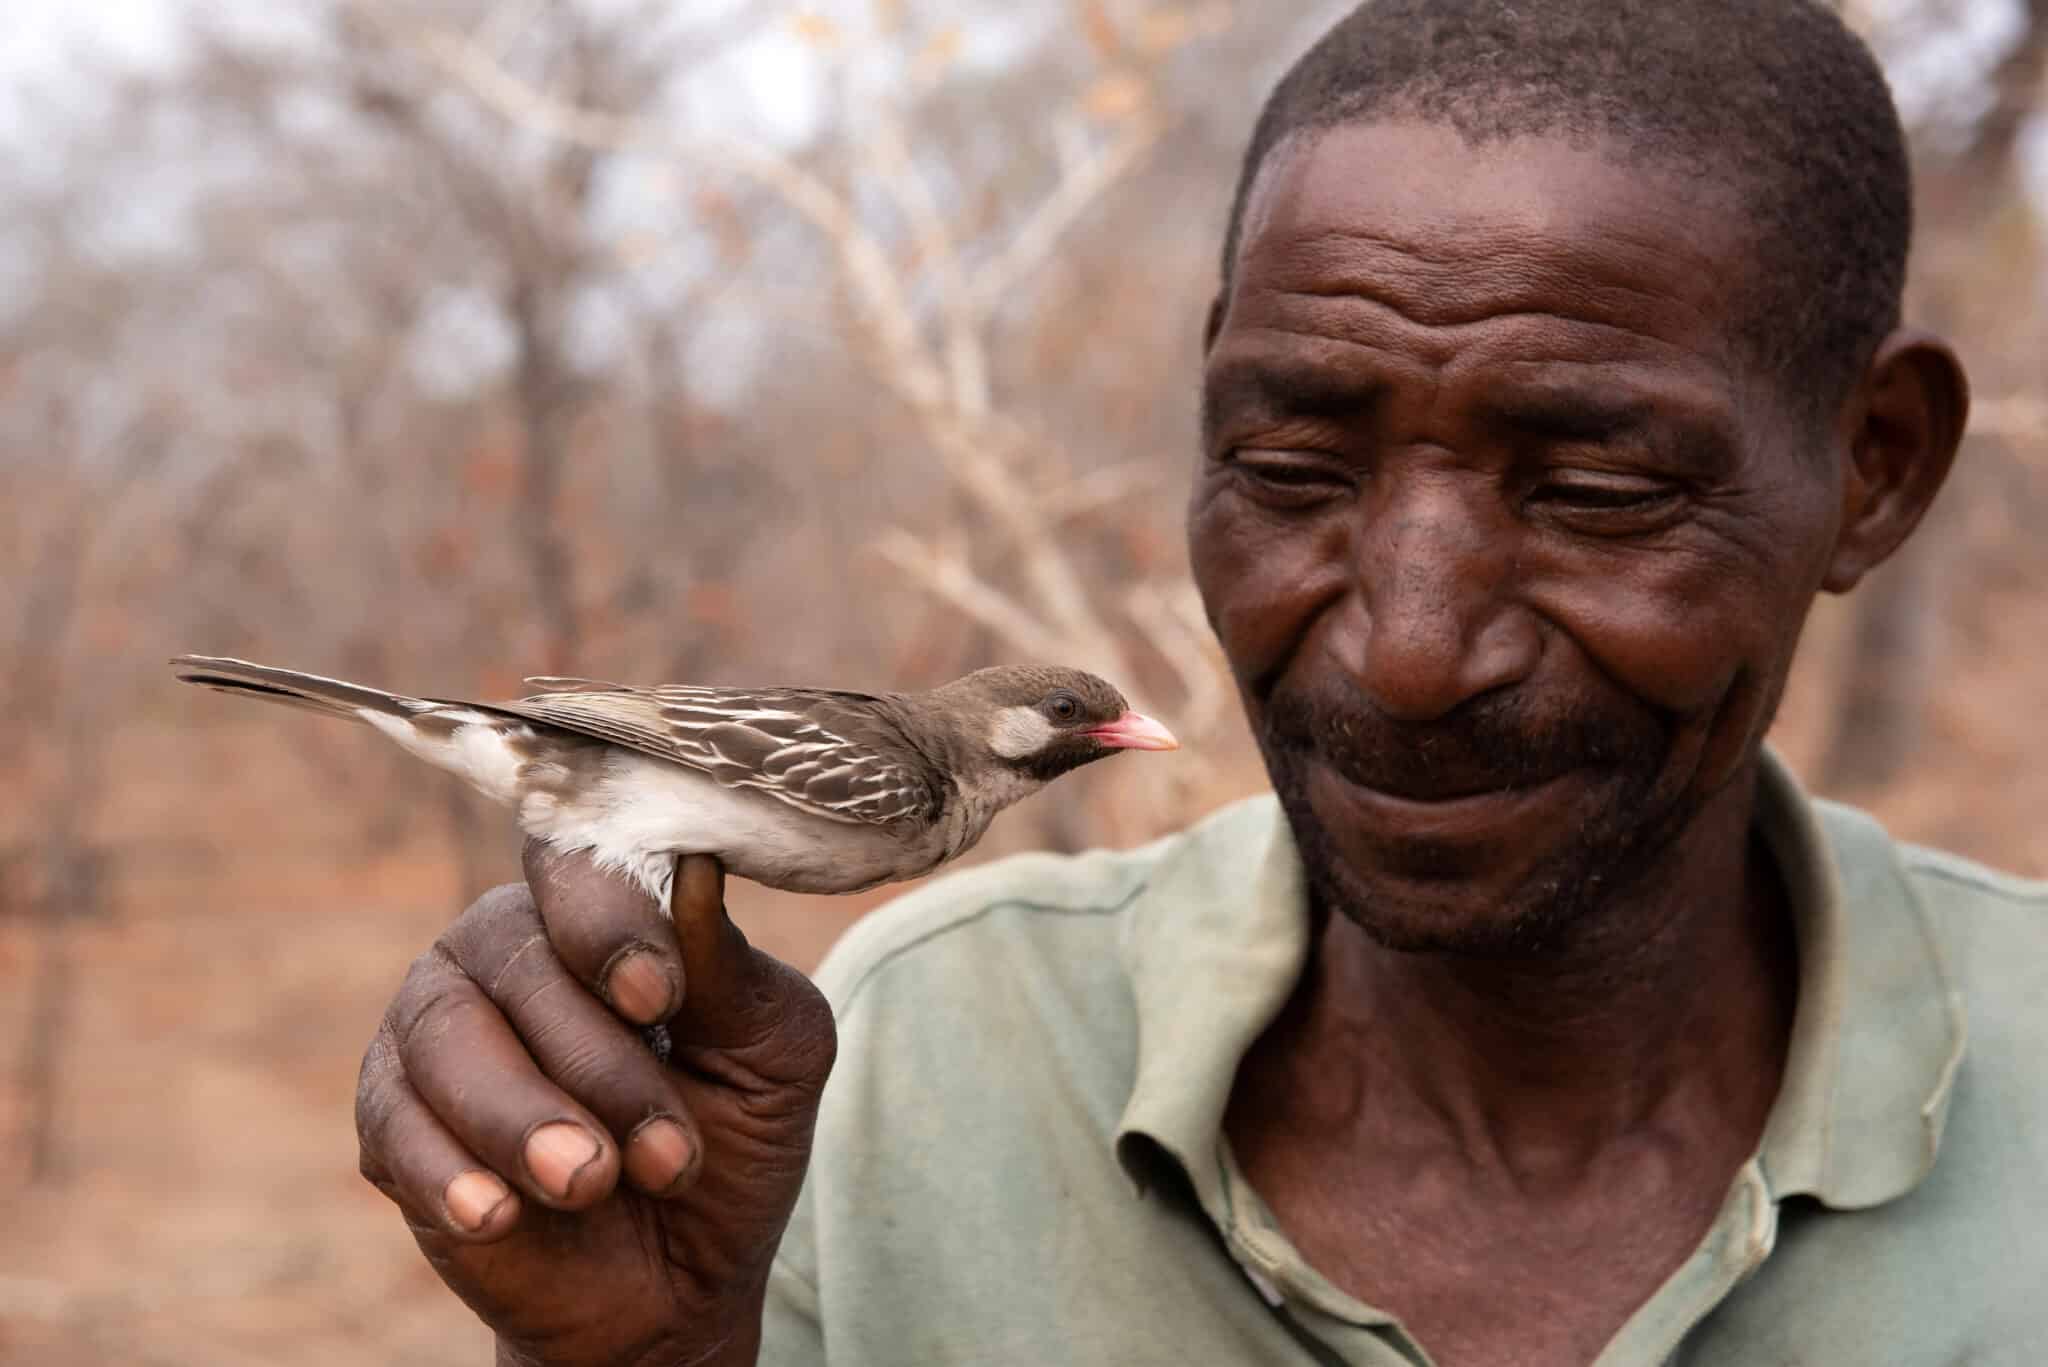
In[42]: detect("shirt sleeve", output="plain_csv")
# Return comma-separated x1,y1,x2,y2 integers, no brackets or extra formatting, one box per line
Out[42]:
760,1255,825,1366
758,1169,826,1367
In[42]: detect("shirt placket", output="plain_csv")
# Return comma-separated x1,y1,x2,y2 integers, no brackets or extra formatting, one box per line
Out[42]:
1206,1141,1787,1367
1592,1158,1782,1366
1208,1140,1433,1366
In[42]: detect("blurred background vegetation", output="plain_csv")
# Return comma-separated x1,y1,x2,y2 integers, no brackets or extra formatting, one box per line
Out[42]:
0,0,2043,1360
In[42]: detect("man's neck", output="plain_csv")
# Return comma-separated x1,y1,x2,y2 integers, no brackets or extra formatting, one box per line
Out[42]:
1236,778,1800,1181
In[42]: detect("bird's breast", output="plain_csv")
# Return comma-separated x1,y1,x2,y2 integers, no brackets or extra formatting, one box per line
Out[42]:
521,750,940,898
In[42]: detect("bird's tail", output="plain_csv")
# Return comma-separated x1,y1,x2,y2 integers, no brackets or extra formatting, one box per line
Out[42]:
170,654,433,724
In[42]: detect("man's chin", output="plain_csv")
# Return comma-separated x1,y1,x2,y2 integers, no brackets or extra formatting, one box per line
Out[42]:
1302,857,1586,955
1278,759,1654,955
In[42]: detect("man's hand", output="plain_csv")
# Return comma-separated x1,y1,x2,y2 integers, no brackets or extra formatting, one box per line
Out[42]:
355,843,836,1367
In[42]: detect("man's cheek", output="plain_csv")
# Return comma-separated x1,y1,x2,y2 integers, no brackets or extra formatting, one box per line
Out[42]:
1552,584,1783,796
1191,506,1352,680
1539,561,1769,717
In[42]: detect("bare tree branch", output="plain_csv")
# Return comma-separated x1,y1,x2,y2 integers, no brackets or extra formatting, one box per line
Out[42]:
966,109,1167,323
869,529,1065,660
348,0,951,411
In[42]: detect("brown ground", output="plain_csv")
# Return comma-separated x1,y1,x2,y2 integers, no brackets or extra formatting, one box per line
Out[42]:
4,585,2046,1364
0,717,909,1366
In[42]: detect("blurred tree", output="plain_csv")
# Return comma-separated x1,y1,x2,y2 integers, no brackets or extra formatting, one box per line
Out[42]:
0,4,2041,1152
1822,0,2048,791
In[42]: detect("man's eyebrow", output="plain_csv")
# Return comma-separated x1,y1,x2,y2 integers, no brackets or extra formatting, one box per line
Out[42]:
1478,390,1655,440
1480,387,1739,476
1201,355,1385,433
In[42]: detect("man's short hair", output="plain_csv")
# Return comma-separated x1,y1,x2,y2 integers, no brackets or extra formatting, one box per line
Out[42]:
1220,0,1911,415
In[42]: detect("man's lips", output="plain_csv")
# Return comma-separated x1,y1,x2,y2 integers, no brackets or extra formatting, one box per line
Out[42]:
1309,760,1579,839
1087,711,1181,751
1307,750,1565,803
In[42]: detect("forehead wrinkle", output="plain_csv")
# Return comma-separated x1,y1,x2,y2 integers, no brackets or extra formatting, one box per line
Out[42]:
1452,346,1735,402
1247,243,1718,348
1237,293,1715,381
1204,325,1737,462
1235,127,1739,344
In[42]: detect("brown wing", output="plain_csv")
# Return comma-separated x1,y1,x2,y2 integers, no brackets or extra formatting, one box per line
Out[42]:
491,684,943,828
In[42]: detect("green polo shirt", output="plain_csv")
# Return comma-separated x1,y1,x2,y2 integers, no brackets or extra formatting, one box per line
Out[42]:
761,753,2048,1364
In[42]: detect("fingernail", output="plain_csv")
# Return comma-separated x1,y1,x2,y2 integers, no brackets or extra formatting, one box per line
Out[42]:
625,1117,695,1195
444,1169,512,1232
607,949,677,1024
525,1123,601,1201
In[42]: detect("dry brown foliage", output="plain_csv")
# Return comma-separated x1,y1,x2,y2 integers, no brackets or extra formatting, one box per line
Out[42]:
0,1,2042,1360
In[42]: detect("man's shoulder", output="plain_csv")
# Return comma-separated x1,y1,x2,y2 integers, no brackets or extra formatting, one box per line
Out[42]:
1814,795,2048,1048
1891,836,2048,918
1811,793,2048,922
1891,828,2048,1042
812,837,1156,1013
815,794,1276,1014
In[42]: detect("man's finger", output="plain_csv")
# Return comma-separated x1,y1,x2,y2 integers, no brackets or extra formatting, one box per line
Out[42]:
356,1031,525,1242
668,855,761,1050
523,840,682,1027
667,855,836,1075
387,937,623,1211
442,883,706,1198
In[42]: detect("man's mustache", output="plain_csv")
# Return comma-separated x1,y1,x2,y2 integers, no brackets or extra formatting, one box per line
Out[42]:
1260,687,1666,802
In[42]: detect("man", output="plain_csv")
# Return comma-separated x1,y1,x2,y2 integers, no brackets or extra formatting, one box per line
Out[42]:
352,1,2048,1362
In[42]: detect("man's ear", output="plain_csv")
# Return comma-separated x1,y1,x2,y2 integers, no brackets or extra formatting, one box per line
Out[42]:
1823,329,1970,594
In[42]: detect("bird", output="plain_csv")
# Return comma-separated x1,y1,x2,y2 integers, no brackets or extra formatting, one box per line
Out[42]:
170,655,1180,914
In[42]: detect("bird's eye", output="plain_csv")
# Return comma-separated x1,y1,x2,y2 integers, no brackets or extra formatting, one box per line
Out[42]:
1045,692,1082,723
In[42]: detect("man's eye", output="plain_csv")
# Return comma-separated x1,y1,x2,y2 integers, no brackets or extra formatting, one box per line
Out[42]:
1227,449,1352,503
1529,474,1683,528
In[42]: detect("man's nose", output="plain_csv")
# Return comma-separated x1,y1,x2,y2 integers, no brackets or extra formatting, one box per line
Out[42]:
1331,483,1542,723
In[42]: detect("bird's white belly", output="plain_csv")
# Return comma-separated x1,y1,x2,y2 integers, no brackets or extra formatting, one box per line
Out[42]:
519,751,924,910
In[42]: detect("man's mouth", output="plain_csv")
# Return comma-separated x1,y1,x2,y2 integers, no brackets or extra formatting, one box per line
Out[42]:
1306,745,1569,804
1333,769,1556,803
1308,759,1583,841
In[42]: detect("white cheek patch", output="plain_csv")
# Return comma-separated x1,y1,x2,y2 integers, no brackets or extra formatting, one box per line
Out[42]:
988,705,1056,759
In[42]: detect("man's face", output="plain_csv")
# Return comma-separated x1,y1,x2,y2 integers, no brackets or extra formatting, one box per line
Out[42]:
1191,121,1846,954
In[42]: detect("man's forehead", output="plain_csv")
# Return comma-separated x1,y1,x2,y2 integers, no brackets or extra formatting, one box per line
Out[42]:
1229,120,1749,338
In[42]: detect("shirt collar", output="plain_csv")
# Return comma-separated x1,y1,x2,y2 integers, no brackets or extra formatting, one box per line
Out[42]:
1751,753,1967,1207
1112,750,1967,1213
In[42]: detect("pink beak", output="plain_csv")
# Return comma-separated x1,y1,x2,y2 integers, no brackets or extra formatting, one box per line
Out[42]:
1086,711,1180,752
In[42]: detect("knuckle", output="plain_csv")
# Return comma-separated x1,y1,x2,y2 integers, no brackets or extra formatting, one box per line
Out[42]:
770,962,837,1040
773,978,839,1092
468,879,539,925
386,943,466,1038
354,1039,411,1169
355,1031,400,1123
387,963,498,1064
452,882,542,958
524,1008,651,1103
357,1148,396,1193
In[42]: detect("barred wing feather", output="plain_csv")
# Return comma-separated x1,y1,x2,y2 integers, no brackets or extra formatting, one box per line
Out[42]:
496,684,940,828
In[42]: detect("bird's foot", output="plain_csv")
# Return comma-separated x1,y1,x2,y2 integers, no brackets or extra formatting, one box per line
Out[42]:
640,1022,673,1065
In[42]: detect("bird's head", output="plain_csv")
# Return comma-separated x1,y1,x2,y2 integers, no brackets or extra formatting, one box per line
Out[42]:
929,665,1178,789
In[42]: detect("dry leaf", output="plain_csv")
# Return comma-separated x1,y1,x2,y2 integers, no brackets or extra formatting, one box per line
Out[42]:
613,231,665,267
1083,70,1148,121
790,13,842,48
914,25,964,81
695,188,751,266
1136,8,1192,53
1077,0,1124,60
1188,0,1234,40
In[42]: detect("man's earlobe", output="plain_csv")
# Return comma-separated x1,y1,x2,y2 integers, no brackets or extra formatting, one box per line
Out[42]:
1823,329,1969,594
